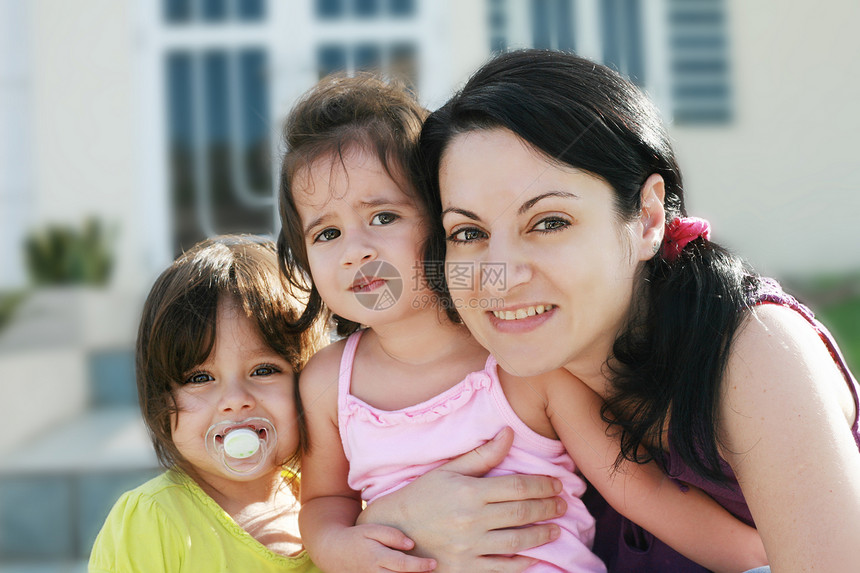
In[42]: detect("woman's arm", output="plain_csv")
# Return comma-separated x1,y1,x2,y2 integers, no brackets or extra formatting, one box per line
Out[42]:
720,304,860,572
543,370,768,573
357,427,566,573
299,344,437,573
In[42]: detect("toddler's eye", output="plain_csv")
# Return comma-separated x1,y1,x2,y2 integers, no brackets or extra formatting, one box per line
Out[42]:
252,365,281,377
447,227,487,243
371,212,398,225
532,217,570,232
185,372,213,385
314,228,341,242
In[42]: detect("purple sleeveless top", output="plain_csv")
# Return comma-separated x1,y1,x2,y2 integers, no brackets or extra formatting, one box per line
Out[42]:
586,278,860,571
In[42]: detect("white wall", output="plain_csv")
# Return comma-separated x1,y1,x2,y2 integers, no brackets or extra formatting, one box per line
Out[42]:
27,0,150,292
670,0,860,278
0,0,34,288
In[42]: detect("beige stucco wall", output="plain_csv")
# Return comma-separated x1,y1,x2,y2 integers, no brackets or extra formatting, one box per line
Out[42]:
670,0,860,278
27,0,148,292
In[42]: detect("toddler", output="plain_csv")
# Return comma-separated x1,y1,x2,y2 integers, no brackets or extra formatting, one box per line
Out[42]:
89,235,324,572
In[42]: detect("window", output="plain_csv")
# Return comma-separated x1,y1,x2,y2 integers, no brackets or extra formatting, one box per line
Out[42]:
318,45,348,78
493,0,731,124
601,0,645,85
355,0,380,18
668,0,731,123
165,0,265,23
531,0,575,52
389,0,415,17
315,0,414,19
162,0,273,254
316,43,419,88
488,0,508,52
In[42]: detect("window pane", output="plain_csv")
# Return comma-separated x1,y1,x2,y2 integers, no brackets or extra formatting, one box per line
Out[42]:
316,0,344,19
164,0,192,23
202,51,271,243
165,52,197,254
318,45,347,78
355,44,382,71
202,0,227,21
488,0,507,52
390,43,418,89
202,52,232,241
237,0,265,20
557,0,575,52
389,0,415,17
668,0,731,124
601,0,645,85
204,52,230,143
239,50,271,191
356,0,380,18
624,0,644,83
532,0,551,49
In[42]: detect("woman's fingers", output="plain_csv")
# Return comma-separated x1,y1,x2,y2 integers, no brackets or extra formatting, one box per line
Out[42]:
473,555,542,573
439,427,515,476
479,472,563,504
485,496,567,529
476,524,562,557
439,427,563,504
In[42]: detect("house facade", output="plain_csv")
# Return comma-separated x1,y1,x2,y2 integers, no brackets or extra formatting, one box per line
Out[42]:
3,0,859,296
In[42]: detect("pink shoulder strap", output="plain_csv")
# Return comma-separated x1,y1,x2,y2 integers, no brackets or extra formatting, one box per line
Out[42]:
337,330,364,408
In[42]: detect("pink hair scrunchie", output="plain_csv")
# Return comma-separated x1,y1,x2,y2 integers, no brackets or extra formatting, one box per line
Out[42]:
660,216,711,262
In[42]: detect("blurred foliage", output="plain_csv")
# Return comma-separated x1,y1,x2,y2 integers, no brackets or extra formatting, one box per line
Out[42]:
786,272,860,374
0,290,28,335
24,218,117,286
817,297,860,375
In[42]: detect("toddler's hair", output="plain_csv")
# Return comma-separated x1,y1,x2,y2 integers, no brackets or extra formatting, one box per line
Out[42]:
136,235,325,471
277,72,427,337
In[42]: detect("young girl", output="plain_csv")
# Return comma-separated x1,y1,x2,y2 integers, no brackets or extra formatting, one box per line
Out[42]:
278,73,768,573
89,236,324,573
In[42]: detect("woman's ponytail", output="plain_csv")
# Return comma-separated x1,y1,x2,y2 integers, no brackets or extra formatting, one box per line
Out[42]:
605,233,761,481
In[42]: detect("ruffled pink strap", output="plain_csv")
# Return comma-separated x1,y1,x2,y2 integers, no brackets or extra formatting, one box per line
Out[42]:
660,216,710,261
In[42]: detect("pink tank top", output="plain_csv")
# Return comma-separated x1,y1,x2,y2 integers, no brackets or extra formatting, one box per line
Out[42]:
337,330,606,573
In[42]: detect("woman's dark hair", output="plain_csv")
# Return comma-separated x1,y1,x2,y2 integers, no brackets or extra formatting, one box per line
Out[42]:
277,72,428,338
136,235,325,475
417,49,762,482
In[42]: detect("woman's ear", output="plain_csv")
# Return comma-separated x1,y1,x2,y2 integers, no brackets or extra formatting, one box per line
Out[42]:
636,174,666,261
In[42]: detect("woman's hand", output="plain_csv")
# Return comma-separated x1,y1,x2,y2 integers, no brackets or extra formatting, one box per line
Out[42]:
357,427,565,573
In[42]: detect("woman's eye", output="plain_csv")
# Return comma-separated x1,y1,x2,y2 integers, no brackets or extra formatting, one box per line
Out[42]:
314,228,340,242
252,365,280,377
532,217,570,232
371,212,398,225
447,227,487,243
185,372,213,385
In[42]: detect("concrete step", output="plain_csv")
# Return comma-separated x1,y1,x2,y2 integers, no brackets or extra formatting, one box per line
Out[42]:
0,408,160,564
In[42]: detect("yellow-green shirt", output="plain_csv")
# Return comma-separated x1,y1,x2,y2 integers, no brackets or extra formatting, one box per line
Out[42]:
89,470,320,572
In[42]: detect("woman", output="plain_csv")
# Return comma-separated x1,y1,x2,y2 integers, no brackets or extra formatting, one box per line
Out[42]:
359,50,860,572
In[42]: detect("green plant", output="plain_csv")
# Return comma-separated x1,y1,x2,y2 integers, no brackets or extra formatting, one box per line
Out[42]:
785,272,860,374
817,297,860,375
0,290,27,334
24,218,117,286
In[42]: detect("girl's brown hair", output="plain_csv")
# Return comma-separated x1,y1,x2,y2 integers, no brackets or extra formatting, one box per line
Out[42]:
277,72,428,337
136,235,325,472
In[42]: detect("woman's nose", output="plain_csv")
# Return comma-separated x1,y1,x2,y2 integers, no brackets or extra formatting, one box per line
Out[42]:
483,237,533,295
